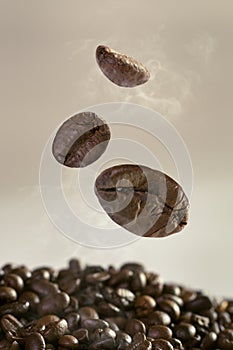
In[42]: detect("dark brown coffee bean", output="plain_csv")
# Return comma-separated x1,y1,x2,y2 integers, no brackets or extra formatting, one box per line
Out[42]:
217,329,233,349
0,314,23,334
58,335,79,349
32,269,51,280
163,284,181,297
29,279,59,296
169,338,183,350
158,294,184,308
148,311,171,326
109,269,133,287
128,339,152,350
58,276,80,295
148,325,172,340
81,318,109,330
173,322,196,342
72,328,89,343
97,301,121,317
64,296,79,314
24,332,46,350
19,291,40,311
42,319,68,343
37,292,70,316
9,342,21,350
78,306,99,321
3,274,24,293
125,319,146,336
185,296,212,313
135,295,156,317
116,331,132,349
105,316,126,330
121,263,145,272
95,164,189,237
96,45,150,87
89,337,115,350
151,338,174,350
0,301,29,316
200,331,217,349
11,266,31,281
131,272,147,292
46,345,55,350
64,312,80,331
157,299,180,321
52,112,111,168
0,287,17,303
36,315,60,329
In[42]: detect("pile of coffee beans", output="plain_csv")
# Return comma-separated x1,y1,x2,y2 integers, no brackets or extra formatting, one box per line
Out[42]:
0,259,232,349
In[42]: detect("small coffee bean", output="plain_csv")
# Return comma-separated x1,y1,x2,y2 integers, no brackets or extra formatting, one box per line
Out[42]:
64,296,79,314
0,287,17,303
89,337,115,350
200,331,217,349
0,314,23,335
163,284,181,296
9,342,21,350
58,335,79,349
125,319,146,336
173,322,196,342
52,112,111,168
0,301,29,316
121,263,145,272
11,266,31,281
72,328,89,343
58,277,80,295
24,332,46,350
144,272,164,297
95,164,189,237
37,292,70,316
3,274,24,293
32,269,51,280
19,291,40,311
81,318,109,330
148,325,172,340
217,329,233,349
36,314,60,329
185,296,212,313
78,306,99,321
157,299,180,321
116,331,132,349
135,295,156,317
158,294,184,308
148,311,171,326
169,338,183,350
86,272,111,284
46,345,55,350
109,269,133,287
128,339,152,350
29,279,59,297
105,316,126,330
97,301,121,317
42,319,68,343
131,271,147,292
151,338,174,350
96,45,150,87
64,312,80,331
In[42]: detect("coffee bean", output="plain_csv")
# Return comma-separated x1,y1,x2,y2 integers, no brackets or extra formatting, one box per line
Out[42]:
52,112,110,168
173,322,196,342
0,287,17,303
96,45,150,87
158,295,184,308
185,296,212,313
200,331,217,349
217,329,233,349
64,312,80,331
95,164,188,237
97,301,121,317
19,291,40,311
0,314,23,335
81,318,109,330
3,274,24,293
135,295,156,317
78,306,99,321
58,335,79,349
72,328,89,343
131,271,147,292
157,299,180,321
163,285,181,297
36,315,60,329
125,319,146,336
151,338,174,350
42,319,68,343
24,332,46,350
0,301,29,317
148,325,172,340
169,338,183,350
11,266,31,281
128,339,152,350
121,263,145,272
116,331,132,349
29,279,59,297
148,311,171,326
37,292,70,316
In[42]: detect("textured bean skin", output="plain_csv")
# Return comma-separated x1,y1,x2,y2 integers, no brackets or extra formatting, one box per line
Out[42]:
52,112,110,168
95,164,189,237
96,45,150,87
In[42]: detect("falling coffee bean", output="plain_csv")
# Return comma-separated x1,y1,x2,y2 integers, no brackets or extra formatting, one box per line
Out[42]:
95,164,189,237
52,112,111,168
96,45,150,87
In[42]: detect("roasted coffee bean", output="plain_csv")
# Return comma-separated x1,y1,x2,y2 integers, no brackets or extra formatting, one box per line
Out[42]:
0,287,17,303
217,329,233,349
157,299,180,321
52,112,110,168
135,295,156,317
9,342,21,350
58,335,79,349
116,330,132,349
95,164,188,237
0,314,23,334
3,274,24,293
96,45,150,87
42,319,68,343
32,269,51,280
37,292,70,316
64,312,80,331
81,318,109,330
131,271,147,292
185,296,212,313
148,325,172,340
105,316,127,330
24,332,46,350
125,319,146,336
173,322,196,342
46,345,55,350
163,285,181,297
169,338,183,350
89,336,115,350
97,301,121,317
64,296,79,314
29,279,59,297
19,291,40,311
36,315,60,329
0,301,29,316
59,276,80,295
72,328,89,343
121,263,145,272
200,331,217,349
143,273,164,298
78,306,99,321
128,339,152,350
158,294,184,308
148,311,171,326
151,338,174,350
109,269,133,287
11,266,31,281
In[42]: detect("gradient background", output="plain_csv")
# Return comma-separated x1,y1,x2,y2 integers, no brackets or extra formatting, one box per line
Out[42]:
0,1,232,296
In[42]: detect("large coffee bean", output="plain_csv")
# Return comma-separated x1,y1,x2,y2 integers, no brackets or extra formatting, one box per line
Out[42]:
95,164,189,237
96,45,150,87
52,112,110,168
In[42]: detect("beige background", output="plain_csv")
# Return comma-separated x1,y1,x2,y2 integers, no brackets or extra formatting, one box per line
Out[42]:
0,1,233,296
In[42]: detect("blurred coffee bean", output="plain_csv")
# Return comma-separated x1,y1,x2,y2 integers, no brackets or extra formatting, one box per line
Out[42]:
32,269,51,280
3,274,24,293
173,322,196,342
19,291,40,311
58,334,79,349
121,263,145,272
185,296,212,313
0,287,17,303
37,292,70,316
36,315,60,329
72,328,89,343
125,319,146,336
24,332,46,350
82,318,109,330
200,331,217,349
11,266,31,281
0,314,23,335
64,312,80,331
64,296,79,314
29,279,59,297
97,301,121,317
148,311,171,326
148,325,172,340
42,319,68,343
163,284,181,297
217,328,233,349
58,277,80,295
135,295,156,317
78,306,99,321
158,294,184,308
109,269,133,287
157,299,180,321
116,331,132,349
0,301,29,316
131,271,147,292
151,338,174,350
